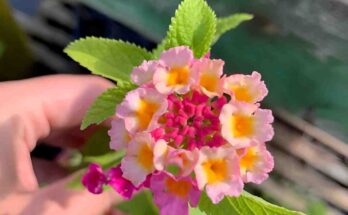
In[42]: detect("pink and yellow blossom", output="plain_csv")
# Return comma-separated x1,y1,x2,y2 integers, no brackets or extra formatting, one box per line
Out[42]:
153,46,195,94
219,101,274,148
121,132,156,186
194,146,243,204
192,58,224,97
116,87,167,134
238,141,274,184
223,71,268,103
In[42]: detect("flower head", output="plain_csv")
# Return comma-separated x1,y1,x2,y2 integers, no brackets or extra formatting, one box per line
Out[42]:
84,46,275,215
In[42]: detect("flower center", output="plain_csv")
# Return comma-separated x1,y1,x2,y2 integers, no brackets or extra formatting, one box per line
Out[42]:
167,67,190,86
232,86,252,102
136,99,159,130
239,147,258,172
231,114,254,138
165,177,192,198
137,143,154,170
200,73,218,92
156,91,225,149
202,159,227,184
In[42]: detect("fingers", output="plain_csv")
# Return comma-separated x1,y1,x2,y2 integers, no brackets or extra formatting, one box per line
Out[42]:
32,158,68,185
21,173,122,215
0,75,113,196
0,74,113,150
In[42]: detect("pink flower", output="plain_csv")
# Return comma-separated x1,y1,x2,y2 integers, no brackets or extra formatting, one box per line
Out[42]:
116,87,167,134
238,142,274,184
192,58,224,97
194,146,243,204
154,140,199,178
106,165,139,199
219,101,274,148
151,172,201,215
81,163,107,194
153,46,195,94
121,132,156,186
100,45,275,213
223,71,268,103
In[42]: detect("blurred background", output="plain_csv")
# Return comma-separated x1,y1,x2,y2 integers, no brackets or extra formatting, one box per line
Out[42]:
1,0,347,214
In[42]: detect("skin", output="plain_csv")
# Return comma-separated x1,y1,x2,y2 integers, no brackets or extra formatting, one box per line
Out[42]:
0,75,123,214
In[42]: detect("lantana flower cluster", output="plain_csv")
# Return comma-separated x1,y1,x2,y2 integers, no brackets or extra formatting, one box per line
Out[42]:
82,46,274,215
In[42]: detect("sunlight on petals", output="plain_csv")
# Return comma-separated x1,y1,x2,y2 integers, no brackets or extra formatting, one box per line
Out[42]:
121,132,155,186
194,146,243,204
192,58,224,97
223,72,268,103
116,88,167,134
220,101,274,148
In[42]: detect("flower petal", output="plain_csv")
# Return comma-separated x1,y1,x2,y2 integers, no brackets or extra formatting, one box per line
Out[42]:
151,172,200,215
223,71,268,103
107,165,138,199
220,101,273,148
239,142,274,184
194,146,243,204
116,87,167,133
121,132,155,186
82,163,107,194
108,118,130,151
131,60,163,86
192,58,224,97
154,46,194,94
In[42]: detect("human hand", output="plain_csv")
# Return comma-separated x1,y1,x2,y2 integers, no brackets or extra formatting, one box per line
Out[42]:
0,75,122,214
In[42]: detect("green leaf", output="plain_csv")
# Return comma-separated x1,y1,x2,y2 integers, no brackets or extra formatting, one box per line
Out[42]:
190,206,207,215
213,13,253,44
82,150,125,169
198,191,305,215
164,0,216,58
81,82,136,130
117,190,158,215
68,150,125,189
81,127,111,156
64,37,151,82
